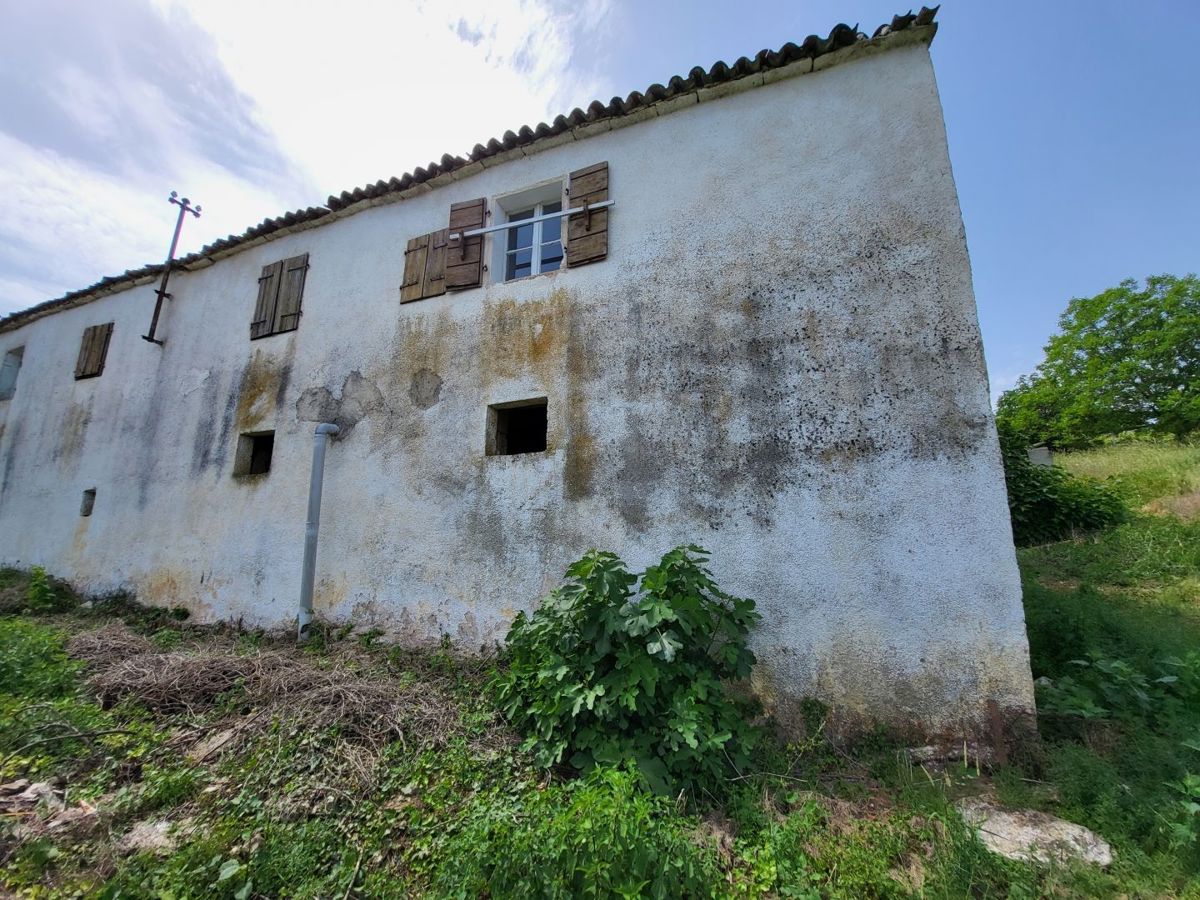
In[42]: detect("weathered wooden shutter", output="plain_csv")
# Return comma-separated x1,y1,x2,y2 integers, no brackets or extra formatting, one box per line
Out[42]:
74,330,93,379
273,253,309,334
445,198,487,290
400,234,429,303
75,323,113,379
566,162,609,267
251,260,283,339
400,228,449,303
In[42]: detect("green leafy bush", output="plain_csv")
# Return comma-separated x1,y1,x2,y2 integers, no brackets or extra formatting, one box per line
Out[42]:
26,566,58,612
1037,652,1200,725
998,426,1126,545
1166,774,1200,850
494,545,761,793
0,618,79,699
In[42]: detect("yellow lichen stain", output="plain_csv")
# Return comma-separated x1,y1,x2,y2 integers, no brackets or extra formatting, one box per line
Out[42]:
235,349,284,431
64,515,90,570
138,568,215,621
312,574,349,612
562,306,595,499
392,305,461,382
478,287,572,386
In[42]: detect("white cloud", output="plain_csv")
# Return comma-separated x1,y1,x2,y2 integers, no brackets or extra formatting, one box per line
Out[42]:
0,0,615,316
157,0,615,194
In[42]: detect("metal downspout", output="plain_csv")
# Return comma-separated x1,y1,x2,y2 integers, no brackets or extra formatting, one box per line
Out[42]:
298,423,340,641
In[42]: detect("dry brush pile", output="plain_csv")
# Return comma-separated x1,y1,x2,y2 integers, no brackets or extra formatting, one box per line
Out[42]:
65,622,510,802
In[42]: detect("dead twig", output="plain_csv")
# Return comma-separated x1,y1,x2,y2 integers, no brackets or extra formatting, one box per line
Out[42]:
1,728,137,769
341,851,363,900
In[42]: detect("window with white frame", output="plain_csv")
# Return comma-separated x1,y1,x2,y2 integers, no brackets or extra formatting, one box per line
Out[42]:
494,181,565,283
505,201,563,280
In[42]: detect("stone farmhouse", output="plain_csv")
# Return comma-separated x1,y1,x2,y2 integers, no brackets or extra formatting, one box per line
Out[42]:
0,8,1035,737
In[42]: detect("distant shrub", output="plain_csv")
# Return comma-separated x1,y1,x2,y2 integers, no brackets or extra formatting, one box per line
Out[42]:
494,545,762,794
999,426,1127,545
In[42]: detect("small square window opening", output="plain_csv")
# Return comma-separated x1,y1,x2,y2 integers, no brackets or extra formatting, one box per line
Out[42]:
80,489,96,517
487,398,548,456
234,431,275,477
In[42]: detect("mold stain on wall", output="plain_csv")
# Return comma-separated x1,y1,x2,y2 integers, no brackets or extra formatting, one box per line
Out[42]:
54,399,92,466
0,420,20,505
236,348,292,433
191,370,241,477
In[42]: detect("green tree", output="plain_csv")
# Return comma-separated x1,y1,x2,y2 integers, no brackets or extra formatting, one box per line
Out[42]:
997,274,1200,447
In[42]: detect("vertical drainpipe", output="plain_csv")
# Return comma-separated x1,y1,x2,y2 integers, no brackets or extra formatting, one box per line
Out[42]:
298,423,340,641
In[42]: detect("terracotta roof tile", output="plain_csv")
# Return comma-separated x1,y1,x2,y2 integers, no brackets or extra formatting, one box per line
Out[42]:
0,6,938,332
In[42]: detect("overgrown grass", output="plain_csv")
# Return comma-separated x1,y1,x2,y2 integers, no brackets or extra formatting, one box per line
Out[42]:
1058,438,1200,507
1011,440,1200,894
1,590,1045,898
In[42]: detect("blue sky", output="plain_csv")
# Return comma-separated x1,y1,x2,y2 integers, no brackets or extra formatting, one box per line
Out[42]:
1,1,1195,401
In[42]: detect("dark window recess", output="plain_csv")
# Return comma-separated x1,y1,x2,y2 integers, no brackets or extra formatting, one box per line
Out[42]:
75,323,114,380
0,346,22,400
80,489,96,517
235,431,275,476
488,399,547,456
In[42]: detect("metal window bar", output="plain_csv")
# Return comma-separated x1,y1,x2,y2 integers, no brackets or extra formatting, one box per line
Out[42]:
450,199,614,241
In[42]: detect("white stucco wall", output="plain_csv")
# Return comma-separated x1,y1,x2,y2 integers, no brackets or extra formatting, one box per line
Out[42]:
0,38,1034,737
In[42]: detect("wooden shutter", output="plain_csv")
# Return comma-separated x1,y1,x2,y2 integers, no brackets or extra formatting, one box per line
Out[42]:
251,260,283,339
75,323,113,379
273,253,309,334
400,229,449,303
445,198,487,290
74,329,93,379
401,234,429,303
566,162,609,267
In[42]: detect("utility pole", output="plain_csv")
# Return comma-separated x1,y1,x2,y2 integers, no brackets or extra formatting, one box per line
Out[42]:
143,191,201,346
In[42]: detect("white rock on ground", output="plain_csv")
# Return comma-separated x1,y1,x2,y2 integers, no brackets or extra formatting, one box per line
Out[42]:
119,820,180,856
956,799,1113,867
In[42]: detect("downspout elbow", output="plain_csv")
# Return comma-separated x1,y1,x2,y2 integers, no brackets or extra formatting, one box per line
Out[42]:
314,423,341,437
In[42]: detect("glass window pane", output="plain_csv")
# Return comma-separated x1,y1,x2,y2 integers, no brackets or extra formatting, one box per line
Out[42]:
540,240,563,272
506,247,533,281
507,222,533,251
542,201,561,214
541,210,561,243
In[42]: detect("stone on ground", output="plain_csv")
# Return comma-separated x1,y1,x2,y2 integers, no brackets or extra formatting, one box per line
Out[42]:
956,798,1112,867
